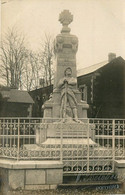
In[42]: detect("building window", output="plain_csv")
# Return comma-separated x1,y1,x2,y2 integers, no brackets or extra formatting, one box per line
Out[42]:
79,84,87,101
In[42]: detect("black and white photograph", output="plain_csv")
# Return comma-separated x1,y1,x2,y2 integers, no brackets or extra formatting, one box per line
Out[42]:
0,0,125,194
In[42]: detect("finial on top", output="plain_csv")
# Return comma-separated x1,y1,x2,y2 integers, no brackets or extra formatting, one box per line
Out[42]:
59,10,73,33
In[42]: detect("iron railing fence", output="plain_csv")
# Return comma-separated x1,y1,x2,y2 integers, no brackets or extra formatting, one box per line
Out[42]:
0,118,41,160
0,118,125,174
89,118,125,159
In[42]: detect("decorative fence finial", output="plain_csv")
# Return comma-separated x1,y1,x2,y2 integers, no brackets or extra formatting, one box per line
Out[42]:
59,10,73,33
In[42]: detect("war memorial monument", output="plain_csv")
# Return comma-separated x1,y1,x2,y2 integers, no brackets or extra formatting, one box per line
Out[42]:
0,10,125,192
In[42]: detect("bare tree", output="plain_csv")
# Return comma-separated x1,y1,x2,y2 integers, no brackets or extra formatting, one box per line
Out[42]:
20,34,55,91
0,30,55,91
0,27,27,89
22,51,44,91
39,34,55,87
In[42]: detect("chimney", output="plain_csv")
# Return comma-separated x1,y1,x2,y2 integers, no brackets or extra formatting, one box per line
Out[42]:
108,53,116,62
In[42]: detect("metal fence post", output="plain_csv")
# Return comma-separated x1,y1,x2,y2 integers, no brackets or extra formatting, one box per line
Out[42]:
87,118,89,172
17,118,20,161
60,123,63,162
112,119,115,171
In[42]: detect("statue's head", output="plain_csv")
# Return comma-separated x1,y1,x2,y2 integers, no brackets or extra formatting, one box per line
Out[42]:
64,67,72,77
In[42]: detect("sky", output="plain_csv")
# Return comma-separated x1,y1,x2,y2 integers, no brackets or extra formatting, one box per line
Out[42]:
1,0,125,70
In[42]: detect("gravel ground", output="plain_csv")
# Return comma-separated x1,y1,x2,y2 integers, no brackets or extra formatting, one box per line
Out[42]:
0,187,124,195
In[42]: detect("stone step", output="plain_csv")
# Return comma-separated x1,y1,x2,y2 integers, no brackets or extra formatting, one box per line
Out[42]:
58,175,123,190
58,180,122,186
58,180,123,192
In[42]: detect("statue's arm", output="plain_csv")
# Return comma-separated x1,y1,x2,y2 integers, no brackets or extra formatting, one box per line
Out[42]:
58,78,65,88
68,78,77,86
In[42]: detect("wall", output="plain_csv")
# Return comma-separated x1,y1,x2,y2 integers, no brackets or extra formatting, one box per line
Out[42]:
0,102,32,117
0,159,63,192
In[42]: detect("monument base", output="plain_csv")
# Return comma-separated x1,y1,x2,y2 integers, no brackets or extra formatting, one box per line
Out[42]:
23,122,113,174
43,89,89,119
36,122,95,144
0,159,63,191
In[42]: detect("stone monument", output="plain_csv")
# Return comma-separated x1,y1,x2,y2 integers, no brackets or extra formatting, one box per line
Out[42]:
36,10,95,145
43,10,89,121
24,11,112,180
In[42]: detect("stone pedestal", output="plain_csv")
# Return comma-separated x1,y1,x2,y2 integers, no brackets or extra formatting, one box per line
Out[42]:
115,160,125,181
0,159,63,191
43,90,89,119
36,122,95,146
115,160,125,193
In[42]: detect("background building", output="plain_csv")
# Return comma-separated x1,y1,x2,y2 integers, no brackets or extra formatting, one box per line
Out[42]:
29,85,53,117
0,87,34,117
29,54,125,119
77,54,125,118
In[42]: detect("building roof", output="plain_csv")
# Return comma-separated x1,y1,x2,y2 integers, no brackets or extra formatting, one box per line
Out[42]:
0,88,34,104
77,60,108,77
